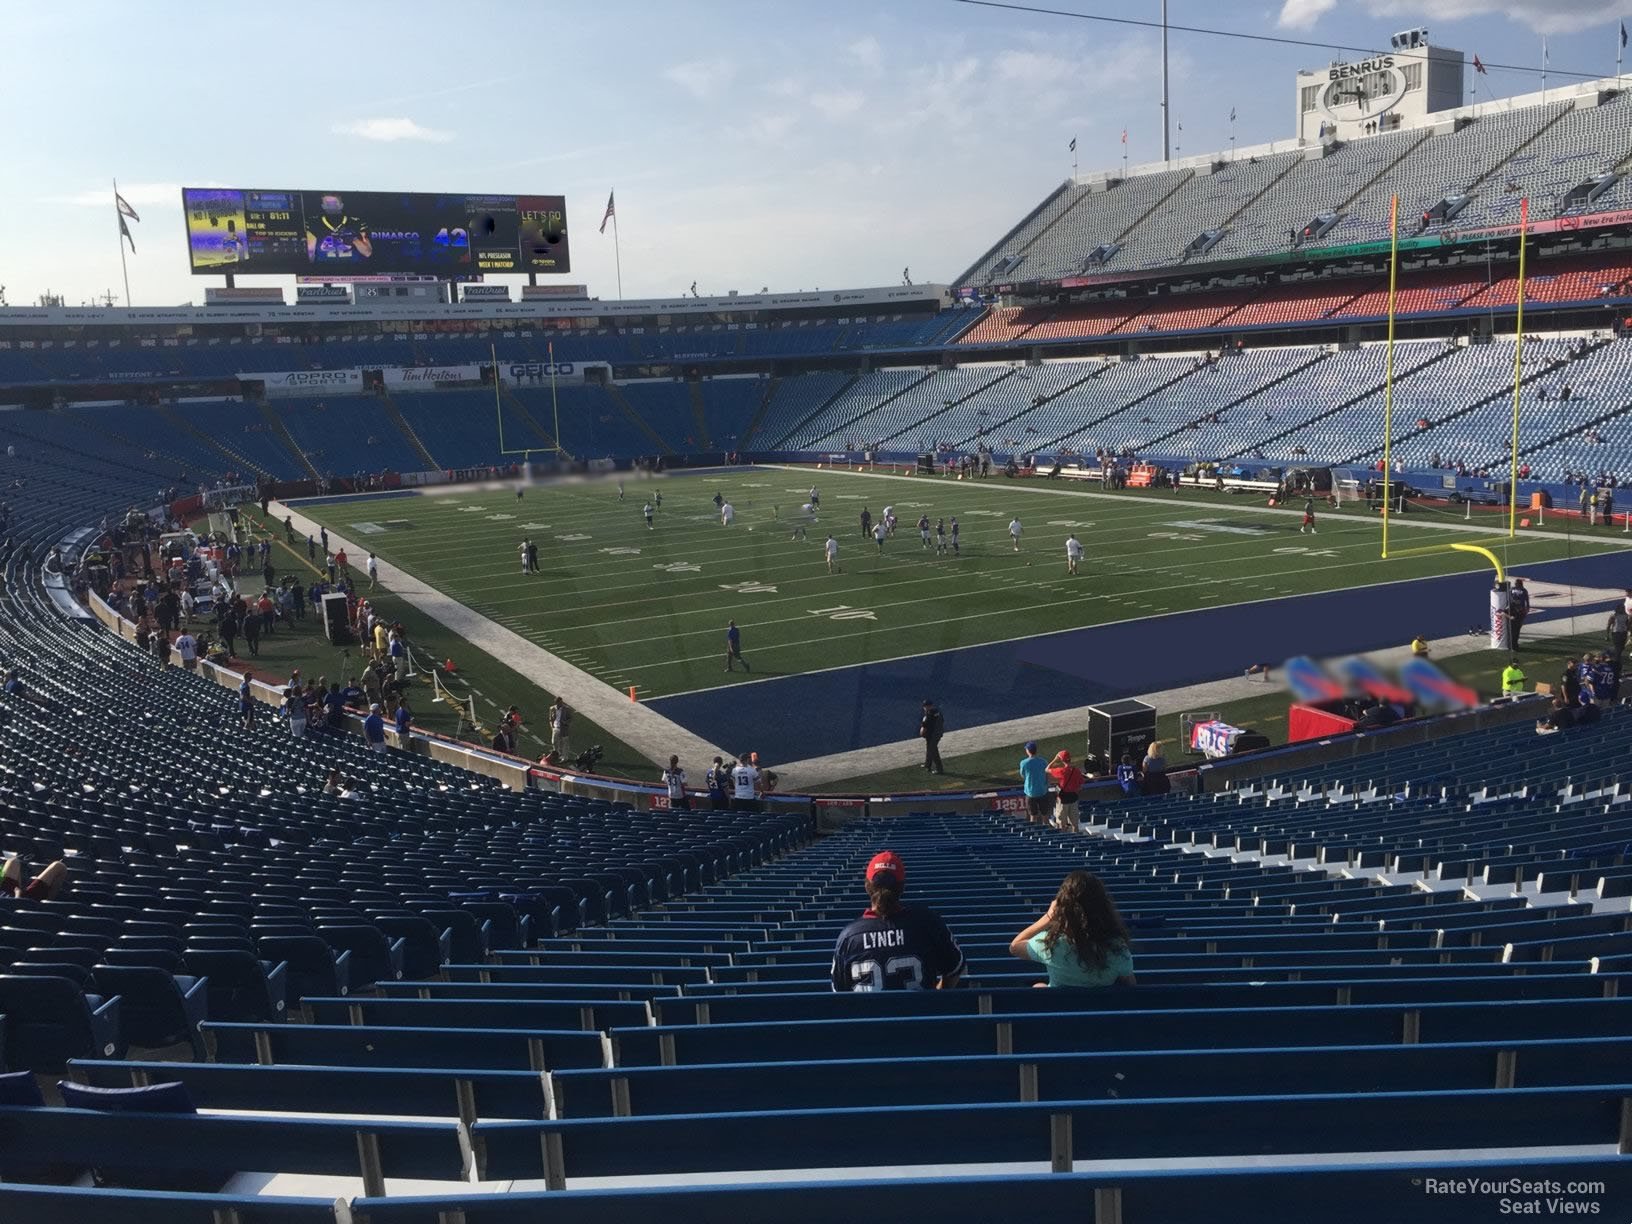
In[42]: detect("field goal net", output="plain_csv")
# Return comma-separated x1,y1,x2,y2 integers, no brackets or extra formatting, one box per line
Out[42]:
1333,477,1407,513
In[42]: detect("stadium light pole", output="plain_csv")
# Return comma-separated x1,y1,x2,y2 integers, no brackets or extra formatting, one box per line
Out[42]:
1161,0,1171,163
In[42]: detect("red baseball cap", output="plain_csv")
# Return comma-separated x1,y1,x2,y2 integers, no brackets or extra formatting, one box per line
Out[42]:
866,851,906,887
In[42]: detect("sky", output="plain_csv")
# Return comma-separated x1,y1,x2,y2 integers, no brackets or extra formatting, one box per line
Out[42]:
2,0,1631,307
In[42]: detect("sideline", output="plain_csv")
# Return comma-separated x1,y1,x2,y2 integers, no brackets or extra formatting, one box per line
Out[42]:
773,608,1614,787
271,498,726,772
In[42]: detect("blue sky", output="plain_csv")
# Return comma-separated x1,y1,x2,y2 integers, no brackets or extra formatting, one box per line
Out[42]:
2,0,1630,306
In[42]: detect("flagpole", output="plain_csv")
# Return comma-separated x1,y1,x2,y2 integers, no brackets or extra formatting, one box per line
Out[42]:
612,210,623,301
1542,36,1548,93
1229,110,1236,161
114,177,131,308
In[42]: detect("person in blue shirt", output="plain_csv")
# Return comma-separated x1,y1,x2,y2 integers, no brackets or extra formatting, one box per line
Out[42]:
393,698,412,739
1008,871,1136,989
1018,741,1051,825
724,620,748,672
363,703,388,753
1115,753,1141,796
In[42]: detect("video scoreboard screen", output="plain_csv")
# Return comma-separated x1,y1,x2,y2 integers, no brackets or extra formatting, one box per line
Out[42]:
182,188,569,276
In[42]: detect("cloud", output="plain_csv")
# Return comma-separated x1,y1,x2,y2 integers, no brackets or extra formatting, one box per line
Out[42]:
992,49,1077,85
809,89,865,119
730,112,799,143
1368,0,1632,34
663,57,736,99
847,35,883,73
42,182,194,208
1277,0,1337,28
878,55,983,134
331,117,452,143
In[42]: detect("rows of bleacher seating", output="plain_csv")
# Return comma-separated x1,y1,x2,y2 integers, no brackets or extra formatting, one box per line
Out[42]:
960,87,1632,284
956,256,1632,349
4,666,1632,1216
0,312,976,388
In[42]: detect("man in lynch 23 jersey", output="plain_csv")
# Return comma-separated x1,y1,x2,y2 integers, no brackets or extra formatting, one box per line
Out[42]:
831,851,964,992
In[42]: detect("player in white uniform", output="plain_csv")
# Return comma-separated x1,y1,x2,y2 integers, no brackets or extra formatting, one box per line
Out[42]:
1065,534,1083,576
825,534,840,573
519,539,531,575
882,506,895,536
873,521,887,553
643,501,655,529
1009,517,1023,552
721,501,735,526
809,486,820,510
367,552,379,588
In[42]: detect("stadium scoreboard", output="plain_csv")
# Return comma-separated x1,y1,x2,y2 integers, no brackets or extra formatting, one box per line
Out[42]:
182,187,569,276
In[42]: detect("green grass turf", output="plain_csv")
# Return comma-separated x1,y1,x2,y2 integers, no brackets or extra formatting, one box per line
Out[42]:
220,509,653,779
812,628,1610,795
297,467,1632,708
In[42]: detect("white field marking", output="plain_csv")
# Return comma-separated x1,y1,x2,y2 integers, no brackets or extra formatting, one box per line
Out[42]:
380,496,1326,591
453,518,1565,626
762,462,1632,546
641,533,1617,695
333,485,1195,561
417,531,1557,663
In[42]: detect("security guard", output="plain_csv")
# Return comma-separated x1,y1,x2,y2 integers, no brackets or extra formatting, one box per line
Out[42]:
1501,660,1527,696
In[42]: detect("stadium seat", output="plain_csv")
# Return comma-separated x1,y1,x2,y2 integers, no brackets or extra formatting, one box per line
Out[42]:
0,973,124,1070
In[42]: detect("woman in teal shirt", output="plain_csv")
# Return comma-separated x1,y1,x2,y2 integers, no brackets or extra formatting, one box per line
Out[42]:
1009,871,1135,988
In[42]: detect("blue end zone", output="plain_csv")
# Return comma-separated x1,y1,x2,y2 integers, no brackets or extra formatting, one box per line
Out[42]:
648,551,1630,760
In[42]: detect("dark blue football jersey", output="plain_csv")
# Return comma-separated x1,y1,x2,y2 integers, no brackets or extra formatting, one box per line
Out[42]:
831,906,965,991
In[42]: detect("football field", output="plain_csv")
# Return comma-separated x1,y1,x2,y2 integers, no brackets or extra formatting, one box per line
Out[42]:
301,466,1631,712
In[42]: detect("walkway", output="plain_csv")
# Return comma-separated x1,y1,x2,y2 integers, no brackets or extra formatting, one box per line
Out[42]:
272,497,724,772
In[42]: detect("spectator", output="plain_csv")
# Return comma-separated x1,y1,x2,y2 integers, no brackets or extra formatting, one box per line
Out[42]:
1501,659,1527,697
322,768,346,796
1007,871,1135,989
730,753,761,812
1115,753,1140,797
363,703,388,753
549,697,572,760
1045,749,1084,831
1141,741,1170,796
919,699,945,775
388,629,408,684
238,671,256,729
1537,694,1577,734
662,754,691,811
173,628,198,671
393,698,412,740
1561,660,1582,706
830,851,964,992
281,680,306,735
705,756,729,811
1608,606,1629,661
0,855,68,902
323,682,346,729
1018,742,1051,825
492,723,515,754
1411,636,1430,658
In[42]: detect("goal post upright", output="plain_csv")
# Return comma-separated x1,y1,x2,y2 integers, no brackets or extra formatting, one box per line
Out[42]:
1508,197,1529,540
1381,195,1399,559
